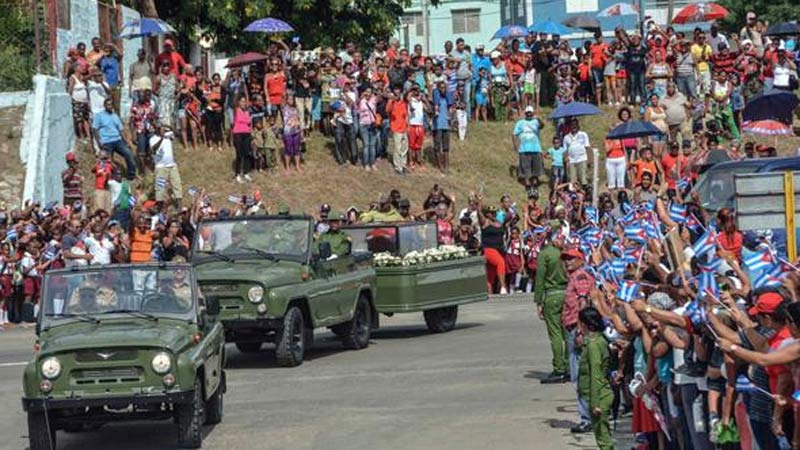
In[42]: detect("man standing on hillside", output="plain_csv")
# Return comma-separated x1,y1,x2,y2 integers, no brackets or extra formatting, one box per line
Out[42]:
93,98,137,180
386,88,409,175
513,106,544,196
61,152,83,208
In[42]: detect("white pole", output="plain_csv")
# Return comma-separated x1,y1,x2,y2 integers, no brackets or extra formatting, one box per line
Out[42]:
592,147,599,206
422,0,430,55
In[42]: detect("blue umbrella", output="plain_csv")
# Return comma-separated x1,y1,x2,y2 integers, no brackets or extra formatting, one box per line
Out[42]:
528,20,573,36
244,18,294,33
743,89,799,123
549,101,602,120
492,25,529,40
766,22,800,37
606,120,663,139
118,18,176,39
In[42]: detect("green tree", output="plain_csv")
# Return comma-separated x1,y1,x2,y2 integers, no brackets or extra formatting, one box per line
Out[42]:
122,0,418,54
716,0,795,35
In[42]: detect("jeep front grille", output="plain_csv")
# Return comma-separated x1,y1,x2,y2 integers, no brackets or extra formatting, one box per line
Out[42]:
74,349,138,363
72,367,144,385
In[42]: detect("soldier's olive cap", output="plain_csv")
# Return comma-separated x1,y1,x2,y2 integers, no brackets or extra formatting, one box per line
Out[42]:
277,203,290,215
326,210,345,221
398,198,410,207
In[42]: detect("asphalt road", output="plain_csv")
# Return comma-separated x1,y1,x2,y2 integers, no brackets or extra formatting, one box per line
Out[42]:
0,298,605,450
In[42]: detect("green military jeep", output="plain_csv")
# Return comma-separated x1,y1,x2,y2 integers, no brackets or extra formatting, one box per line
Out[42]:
343,222,488,332
22,263,226,450
190,215,377,367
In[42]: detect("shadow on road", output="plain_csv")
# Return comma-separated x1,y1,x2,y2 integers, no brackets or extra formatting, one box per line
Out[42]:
371,322,484,339
523,369,553,381
52,421,218,450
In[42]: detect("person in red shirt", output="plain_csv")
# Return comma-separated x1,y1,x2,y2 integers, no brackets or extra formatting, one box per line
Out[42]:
91,150,115,212
589,32,610,106
660,142,686,189
715,207,744,262
264,59,286,116
628,146,661,187
386,87,409,174
155,39,187,76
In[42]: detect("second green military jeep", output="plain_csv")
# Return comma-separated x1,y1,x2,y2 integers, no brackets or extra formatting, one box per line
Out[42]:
22,263,226,449
190,215,377,367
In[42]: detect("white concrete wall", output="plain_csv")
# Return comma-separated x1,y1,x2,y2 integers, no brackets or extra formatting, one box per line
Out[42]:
20,75,75,205
119,5,142,116
0,92,31,108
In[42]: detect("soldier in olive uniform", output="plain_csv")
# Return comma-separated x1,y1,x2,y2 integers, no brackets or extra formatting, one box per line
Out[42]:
577,307,614,450
316,210,351,257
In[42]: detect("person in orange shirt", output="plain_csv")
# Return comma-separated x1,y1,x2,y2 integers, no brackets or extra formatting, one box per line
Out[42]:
155,39,187,76
589,32,610,106
264,59,286,116
628,146,662,187
386,87,409,174
129,214,155,264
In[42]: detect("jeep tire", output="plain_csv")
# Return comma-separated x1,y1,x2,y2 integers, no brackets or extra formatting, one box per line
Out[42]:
336,296,372,350
204,372,225,425
176,377,204,448
275,306,306,367
423,306,458,333
27,410,56,450
234,342,262,353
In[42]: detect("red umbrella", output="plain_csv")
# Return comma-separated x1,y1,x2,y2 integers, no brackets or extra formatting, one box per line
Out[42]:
742,120,794,136
672,3,729,24
225,52,269,68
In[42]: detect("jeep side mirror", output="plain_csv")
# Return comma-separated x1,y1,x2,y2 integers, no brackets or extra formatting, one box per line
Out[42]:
206,297,221,316
318,241,332,260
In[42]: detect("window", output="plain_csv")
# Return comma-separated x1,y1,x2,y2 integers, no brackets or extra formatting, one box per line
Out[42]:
57,0,71,30
565,0,598,13
452,9,480,34
402,12,424,37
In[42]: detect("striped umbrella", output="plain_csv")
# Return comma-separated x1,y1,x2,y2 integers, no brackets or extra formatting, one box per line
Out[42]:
672,3,729,24
118,18,176,39
742,120,794,136
597,3,639,17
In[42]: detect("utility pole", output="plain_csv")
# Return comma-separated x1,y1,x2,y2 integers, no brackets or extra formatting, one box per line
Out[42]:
421,0,430,55
666,0,675,26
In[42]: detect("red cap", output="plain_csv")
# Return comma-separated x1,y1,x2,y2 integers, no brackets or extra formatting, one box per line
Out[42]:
748,292,785,316
65,152,77,162
561,248,585,260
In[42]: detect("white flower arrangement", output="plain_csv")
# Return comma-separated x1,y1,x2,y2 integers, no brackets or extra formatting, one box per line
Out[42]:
373,245,470,267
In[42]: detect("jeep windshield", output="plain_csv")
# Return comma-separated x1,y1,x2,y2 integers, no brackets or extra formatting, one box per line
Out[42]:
192,218,311,262
40,266,197,328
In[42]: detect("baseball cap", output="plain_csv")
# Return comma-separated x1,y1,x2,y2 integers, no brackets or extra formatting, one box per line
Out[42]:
524,106,535,114
320,203,331,214
748,292,785,316
560,248,584,260
490,50,501,59
476,43,485,50
65,152,77,162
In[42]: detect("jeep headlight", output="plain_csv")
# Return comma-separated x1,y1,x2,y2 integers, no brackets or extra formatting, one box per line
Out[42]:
151,352,171,374
248,285,264,303
40,357,62,379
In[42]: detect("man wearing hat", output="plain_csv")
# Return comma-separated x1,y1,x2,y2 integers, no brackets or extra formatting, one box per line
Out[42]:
316,210,351,258
156,38,187,76
316,204,331,235
513,106,545,195
534,223,569,384
61,152,84,209
561,246,595,433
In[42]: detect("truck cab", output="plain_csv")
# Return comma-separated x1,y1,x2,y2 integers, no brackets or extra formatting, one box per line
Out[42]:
190,215,377,367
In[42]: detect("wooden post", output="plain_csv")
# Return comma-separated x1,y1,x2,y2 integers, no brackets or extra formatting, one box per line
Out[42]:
785,171,797,261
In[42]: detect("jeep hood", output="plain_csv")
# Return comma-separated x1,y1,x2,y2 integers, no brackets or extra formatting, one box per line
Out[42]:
193,260,302,287
40,319,194,356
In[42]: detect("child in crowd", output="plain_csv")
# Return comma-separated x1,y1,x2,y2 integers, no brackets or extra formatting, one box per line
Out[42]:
251,117,279,172
545,136,567,188
474,67,490,122
454,82,468,141
504,227,524,293
91,150,114,212
522,60,537,112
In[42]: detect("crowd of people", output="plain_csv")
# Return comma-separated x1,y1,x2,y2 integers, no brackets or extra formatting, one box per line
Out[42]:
6,8,800,450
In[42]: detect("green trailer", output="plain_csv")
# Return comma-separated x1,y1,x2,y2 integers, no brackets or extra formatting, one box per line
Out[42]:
343,222,488,333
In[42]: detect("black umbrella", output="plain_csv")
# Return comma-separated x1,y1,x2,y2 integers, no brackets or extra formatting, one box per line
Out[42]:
742,89,799,123
766,22,800,37
563,15,601,32
607,120,663,139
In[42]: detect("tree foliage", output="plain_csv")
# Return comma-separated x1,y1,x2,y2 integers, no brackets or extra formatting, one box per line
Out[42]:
122,0,420,54
716,0,796,35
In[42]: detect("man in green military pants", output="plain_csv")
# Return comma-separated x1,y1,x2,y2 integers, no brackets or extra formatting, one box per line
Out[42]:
578,307,614,450
534,225,568,384
316,211,351,257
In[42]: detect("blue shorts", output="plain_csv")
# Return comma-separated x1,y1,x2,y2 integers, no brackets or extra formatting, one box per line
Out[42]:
591,68,604,86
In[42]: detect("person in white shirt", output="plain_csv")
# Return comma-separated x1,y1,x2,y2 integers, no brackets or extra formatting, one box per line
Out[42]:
563,119,590,186
708,24,728,55
150,124,183,209
83,224,115,266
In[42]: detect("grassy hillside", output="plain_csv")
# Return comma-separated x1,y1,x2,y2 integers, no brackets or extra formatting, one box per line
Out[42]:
78,106,800,214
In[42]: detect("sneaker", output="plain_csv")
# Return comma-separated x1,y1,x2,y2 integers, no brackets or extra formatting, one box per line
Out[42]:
244,174,253,182
570,422,592,433
540,372,568,384
499,287,508,295
236,175,244,184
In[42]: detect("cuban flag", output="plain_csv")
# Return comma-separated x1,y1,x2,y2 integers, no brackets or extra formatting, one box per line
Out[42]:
677,176,691,192
618,280,641,303
669,203,688,224
532,225,550,235
637,201,655,213
579,226,603,247
24,224,36,234
187,186,199,197
686,214,703,233
42,244,58,261
735,375,756,393
583,266,606,288
744,248,776,273
692,231,716,258
684,298,709,325
624,225,648,244
584,205,599,225
697,258,722,298
155,177,168,189
753,264,787,289
128,195,137,207
610,258,627,278
228,195,241,204
644,220,662,240
624,246,644,265
4,227,17,242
